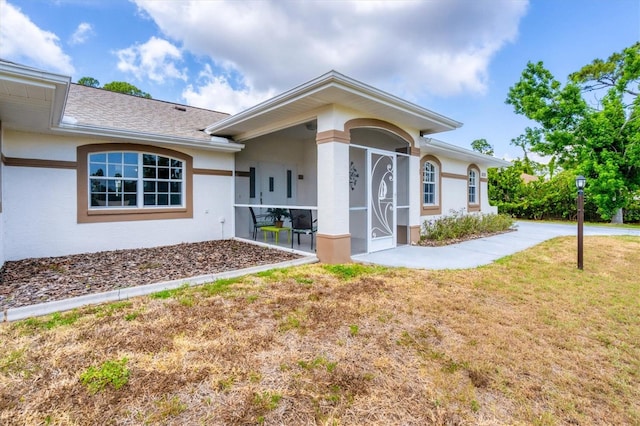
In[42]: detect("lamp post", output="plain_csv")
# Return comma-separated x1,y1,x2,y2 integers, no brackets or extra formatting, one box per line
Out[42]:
576,175,586,270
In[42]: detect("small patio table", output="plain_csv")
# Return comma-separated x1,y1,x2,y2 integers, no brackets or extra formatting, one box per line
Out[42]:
260,225,291,245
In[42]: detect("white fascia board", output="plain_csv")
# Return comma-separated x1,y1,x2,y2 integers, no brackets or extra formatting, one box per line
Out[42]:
55,123,245,153
325,73,462,130
0,61,71,130
205,70,462,134
422,137,511,168
0,62,71,86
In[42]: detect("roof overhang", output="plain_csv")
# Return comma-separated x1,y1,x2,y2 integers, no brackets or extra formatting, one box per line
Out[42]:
205,70,462,142
0,60,244,153
55,121,244,153
0,60,70,133
421,137,511,168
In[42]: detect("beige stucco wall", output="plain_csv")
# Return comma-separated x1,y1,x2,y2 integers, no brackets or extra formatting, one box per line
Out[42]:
2,129,236,261
234,132,317,206
419,153,498,228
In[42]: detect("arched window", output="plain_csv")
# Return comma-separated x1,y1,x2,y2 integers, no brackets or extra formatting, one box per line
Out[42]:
88,152,184,208
420,155,441,215
423,161,438,205
77,143,193,223
467,164,480,212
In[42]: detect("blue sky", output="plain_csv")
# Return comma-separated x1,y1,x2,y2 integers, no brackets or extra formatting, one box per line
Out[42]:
1,0,638,160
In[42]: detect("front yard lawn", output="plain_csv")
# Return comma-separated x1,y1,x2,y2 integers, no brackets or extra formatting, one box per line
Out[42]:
1,236,639,425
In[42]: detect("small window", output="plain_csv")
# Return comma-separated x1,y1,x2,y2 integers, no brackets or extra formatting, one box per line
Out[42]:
422,161,437,205
420,155,442,215
249,167,256,198
468,169,478,204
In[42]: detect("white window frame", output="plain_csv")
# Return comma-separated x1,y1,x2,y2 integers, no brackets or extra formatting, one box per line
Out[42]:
88,151,185,209
422,161,438,206
468,169,478,204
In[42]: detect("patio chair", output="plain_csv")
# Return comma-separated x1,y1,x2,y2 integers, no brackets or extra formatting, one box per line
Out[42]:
249,207,274,240
289,209,317,250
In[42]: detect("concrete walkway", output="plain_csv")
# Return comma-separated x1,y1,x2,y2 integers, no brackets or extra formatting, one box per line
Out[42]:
352,221,640,270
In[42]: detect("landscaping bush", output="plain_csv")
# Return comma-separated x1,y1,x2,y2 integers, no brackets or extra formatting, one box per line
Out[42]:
623,193,640,223
421,209,515,242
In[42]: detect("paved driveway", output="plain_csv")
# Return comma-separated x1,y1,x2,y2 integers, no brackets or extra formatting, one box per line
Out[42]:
352,221,640,270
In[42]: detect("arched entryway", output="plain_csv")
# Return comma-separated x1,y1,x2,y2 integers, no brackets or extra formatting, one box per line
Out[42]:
345,120,414,255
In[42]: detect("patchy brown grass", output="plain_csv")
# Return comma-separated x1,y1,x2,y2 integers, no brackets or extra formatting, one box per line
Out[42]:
1,236,639,425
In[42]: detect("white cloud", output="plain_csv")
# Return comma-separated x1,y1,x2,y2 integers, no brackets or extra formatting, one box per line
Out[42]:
70,22,93,45
115,36,187,83
181,64,275,114
501,151,552,165
133,0,528,102
0,0,74,74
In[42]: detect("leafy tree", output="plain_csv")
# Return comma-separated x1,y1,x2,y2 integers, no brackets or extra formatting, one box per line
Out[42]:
506,43,640,222
102,81,152,99
488,159,528,207
77,77,100,87
75,77,153,99
470,138,494,155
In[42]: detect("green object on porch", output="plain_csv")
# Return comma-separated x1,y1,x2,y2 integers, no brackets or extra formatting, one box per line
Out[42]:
266,208,290,223
249,207,274,240
260,226,291,245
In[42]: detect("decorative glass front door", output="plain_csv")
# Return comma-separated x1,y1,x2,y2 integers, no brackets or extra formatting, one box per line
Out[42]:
368,150,396,252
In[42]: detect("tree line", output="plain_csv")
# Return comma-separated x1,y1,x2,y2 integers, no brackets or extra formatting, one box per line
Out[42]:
478,42,639,224
77,77,152,99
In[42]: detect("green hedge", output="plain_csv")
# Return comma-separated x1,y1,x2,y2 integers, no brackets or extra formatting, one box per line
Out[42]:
421,210,515,242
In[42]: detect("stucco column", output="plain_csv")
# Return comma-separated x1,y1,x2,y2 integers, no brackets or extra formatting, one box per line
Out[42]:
316,130,351,263
408,147,421,244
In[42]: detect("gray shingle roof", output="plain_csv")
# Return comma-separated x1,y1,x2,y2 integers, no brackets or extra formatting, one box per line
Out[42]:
64,84,229,141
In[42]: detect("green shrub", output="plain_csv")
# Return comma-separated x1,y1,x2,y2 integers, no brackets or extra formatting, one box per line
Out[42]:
422,209,515,242
624,193,640,223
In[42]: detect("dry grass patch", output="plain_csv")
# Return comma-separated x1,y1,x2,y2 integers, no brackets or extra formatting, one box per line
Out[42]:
1,236,639,425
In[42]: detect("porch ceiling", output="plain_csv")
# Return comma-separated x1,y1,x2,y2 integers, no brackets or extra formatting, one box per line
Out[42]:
205,71,462,142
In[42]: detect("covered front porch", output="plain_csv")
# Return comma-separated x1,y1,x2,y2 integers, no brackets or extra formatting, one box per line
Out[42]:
204,71,461,263
232,121,416,256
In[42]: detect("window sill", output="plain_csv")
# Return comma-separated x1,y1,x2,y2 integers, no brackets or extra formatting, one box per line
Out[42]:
79,207,192,223
421,205,442,215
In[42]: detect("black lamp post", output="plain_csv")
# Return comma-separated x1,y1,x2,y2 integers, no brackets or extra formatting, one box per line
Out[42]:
576,175,586,270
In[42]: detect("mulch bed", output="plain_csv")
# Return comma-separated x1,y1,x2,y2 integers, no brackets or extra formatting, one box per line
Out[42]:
417,228,517,247
0,240,301,310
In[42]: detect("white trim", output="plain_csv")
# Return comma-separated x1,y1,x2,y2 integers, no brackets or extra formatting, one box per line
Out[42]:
421,137,511,168
234,203,317,210
205,70,462,137
55,123,245,153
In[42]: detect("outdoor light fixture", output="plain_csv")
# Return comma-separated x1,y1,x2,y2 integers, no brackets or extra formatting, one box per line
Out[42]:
575,175,586,270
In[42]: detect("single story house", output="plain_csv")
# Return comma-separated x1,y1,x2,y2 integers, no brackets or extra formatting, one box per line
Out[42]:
0,60,509,266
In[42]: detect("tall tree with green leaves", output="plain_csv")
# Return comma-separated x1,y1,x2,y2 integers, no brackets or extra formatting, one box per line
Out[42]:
102,81,152,99
470,138,494,156
77,77,100,88
75,78,152,99
506,42,640,222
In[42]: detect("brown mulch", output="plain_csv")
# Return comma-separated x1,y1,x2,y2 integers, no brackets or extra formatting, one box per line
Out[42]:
0,240,301,310
417,228,517,247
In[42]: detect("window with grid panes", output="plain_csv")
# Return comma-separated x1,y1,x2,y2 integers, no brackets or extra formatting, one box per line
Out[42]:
422,161,437,205
89,152,183,208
